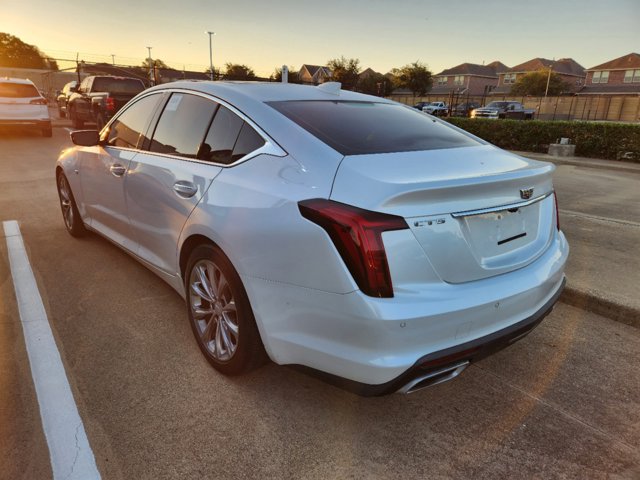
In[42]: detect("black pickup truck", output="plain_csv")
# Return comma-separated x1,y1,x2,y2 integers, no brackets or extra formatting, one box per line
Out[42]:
67,75,146,129
470,101,535,120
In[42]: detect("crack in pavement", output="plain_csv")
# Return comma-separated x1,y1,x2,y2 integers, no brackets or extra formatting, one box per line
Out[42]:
63,422,82,480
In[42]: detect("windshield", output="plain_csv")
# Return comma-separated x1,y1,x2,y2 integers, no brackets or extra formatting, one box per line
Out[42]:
268,100,481,155
485,102,510,109
0,82,40,98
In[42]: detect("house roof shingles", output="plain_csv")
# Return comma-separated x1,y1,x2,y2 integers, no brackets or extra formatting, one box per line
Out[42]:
506,57,585,77
435,61,507,78
587,53,640,71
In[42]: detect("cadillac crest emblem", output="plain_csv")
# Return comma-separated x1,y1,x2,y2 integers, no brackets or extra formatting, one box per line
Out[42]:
520,188,534,199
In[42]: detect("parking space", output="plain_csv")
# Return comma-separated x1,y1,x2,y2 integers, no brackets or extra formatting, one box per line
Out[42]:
1,127,639,479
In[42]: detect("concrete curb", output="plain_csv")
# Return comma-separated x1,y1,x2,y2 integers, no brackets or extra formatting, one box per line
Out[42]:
561,287,640,329
512,151,640,175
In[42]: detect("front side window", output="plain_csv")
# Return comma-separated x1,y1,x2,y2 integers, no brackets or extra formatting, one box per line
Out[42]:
106,93,162,149
268,100,480,156
149,93,218,159
79,77,91,93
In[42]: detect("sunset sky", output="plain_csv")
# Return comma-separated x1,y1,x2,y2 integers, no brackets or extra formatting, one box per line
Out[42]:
2,0,638,76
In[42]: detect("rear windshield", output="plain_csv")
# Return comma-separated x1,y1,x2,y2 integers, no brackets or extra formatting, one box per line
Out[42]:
92,77,145,94
0,82,40,98
268,100,480,155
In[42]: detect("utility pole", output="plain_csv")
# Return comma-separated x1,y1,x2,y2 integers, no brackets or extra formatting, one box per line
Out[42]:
205,31,215,81
146,46,153,85
111,54,115,66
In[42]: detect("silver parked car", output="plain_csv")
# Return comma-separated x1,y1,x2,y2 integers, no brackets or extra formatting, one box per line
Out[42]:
56,81,568,396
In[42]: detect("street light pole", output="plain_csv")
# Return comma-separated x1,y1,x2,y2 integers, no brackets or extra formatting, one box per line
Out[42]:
205,31,215,81
545,59,555,98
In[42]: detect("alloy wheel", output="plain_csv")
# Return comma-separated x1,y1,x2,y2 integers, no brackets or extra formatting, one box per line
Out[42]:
189,259,239,362
58,175,74,230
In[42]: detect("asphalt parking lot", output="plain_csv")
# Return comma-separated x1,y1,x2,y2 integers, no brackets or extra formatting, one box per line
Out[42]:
1,123,639,479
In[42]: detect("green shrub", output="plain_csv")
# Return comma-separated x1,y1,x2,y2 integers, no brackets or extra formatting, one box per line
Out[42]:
444,118,640,161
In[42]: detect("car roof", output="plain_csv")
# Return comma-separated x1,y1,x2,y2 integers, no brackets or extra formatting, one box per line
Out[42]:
0,77,37,85
146,80,395,105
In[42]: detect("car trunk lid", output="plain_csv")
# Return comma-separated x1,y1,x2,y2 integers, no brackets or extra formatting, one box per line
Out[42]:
330,145,556,283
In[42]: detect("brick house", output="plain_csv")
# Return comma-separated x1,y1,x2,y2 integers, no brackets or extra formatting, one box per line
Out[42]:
578,53,640,95
299,64,332,85
431,61,508,96
492,58,585,95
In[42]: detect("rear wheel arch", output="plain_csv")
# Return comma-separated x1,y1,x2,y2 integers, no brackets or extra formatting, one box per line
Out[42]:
179,234,219,282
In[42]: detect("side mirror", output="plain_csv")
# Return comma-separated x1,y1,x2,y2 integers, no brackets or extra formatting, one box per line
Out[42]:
71,130,101,146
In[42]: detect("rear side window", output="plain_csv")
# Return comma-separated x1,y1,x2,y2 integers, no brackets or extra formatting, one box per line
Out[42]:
198,105,264,165
150,93,217,159
268,100,481,155
106,94,162,149
0,82,40,98
231,122,265,162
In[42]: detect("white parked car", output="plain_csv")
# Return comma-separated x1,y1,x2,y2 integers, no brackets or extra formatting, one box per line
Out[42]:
422,101,448,116
0,77,52,136
56,81,568,395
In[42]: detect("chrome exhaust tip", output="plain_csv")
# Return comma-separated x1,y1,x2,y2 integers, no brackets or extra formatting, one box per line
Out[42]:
397,361,470,394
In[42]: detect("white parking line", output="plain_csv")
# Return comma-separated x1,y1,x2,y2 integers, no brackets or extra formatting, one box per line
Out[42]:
2,221,101,480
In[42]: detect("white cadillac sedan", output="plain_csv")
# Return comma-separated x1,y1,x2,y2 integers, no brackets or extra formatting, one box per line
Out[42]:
56,81,568,396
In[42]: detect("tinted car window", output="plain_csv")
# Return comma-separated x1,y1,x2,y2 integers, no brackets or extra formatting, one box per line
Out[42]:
92,77,145,95
106,94,162,149
150,93,217,159
198,105,244,164
268,100,481,155
231,122,265,162
0,82,40,98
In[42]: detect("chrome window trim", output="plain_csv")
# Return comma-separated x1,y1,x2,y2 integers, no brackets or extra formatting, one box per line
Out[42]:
102,88,288,167
451,191,553,218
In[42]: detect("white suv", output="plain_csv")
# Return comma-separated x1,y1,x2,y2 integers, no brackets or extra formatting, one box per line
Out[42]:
0,77,52,137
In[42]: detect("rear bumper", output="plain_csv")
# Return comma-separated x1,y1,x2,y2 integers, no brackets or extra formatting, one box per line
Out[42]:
300,277,564,396
243,230,568,393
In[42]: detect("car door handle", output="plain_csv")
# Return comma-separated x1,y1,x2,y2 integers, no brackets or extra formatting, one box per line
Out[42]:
173,181,198,198
110,164,127,177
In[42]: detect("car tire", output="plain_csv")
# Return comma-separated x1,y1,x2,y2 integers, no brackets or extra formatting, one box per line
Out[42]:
70,107,84,129
42,125,53,137
185,244,267,376
56,172,86,237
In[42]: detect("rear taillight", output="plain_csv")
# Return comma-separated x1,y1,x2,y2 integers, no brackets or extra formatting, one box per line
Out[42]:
553,191,560,231
105,97,115,111
29,98,47,105
299,199,408,298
